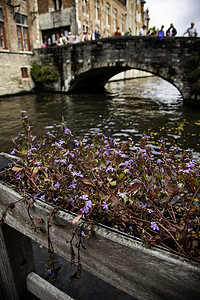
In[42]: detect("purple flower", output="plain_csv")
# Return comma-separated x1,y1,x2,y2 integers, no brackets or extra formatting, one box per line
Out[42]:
64,128,73,136
186,161,195,168
74,140,79,146
68,181,77,189
46,132,55,138
106,166,115,173
68,164,73,170
53,198,57,202
21,110,27,113
40,195,45,200
81,231,85,237
118,191,127,198
60,159,66,164
54,182,60,189
10,150,15,155
151,222,159,231
35,161,42,166
71,171,83,177
63,150,69,156
183,168,191,173
147,209,154,214
157,159,162,164
80,194,89,201
102,201,108,210
59,139,65,145
119,162,127,167
16,172,21,180
80,199,92,214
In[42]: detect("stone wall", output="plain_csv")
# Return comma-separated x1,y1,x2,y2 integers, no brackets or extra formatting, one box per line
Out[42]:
33,36,200,105
0,52,34,96
0,0,40,96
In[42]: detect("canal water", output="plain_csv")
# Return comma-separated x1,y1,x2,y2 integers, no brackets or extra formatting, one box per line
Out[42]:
0,76,200,157
0,75,200,299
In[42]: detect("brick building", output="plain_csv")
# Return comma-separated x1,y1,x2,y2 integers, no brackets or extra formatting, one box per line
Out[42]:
0,0,40,96
38,0,149,44
0,0,149,96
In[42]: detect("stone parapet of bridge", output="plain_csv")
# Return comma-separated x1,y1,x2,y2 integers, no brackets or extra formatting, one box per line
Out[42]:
33,36,200,106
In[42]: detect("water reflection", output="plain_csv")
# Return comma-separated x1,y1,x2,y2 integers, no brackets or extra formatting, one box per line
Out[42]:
0,76,199,157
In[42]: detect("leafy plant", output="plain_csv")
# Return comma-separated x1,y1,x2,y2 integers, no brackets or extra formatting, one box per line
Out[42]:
31,61,60,84
0,112,199,277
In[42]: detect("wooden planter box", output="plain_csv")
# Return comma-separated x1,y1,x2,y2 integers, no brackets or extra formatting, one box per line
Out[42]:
0,181,200,300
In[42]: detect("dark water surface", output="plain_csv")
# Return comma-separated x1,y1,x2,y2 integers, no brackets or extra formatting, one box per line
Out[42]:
0,76,200,157
0,76,200,299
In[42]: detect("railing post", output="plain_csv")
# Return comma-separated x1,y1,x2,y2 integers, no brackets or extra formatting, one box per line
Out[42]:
0,223,36,299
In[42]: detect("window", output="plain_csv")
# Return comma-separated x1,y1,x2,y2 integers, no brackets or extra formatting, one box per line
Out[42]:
129,4,133,29
95,0,100,21
21,67,28,78
83,24,89,33
0,8,6,49
106,3,110,26
82,0,88,15
54,0,62,10
121,14,124,33
15,13,30,51
113,9,117,31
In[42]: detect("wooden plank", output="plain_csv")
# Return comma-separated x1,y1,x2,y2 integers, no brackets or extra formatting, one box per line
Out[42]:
26,272,74,300
0,223,36,299
0,225,19,300
0,182,200,300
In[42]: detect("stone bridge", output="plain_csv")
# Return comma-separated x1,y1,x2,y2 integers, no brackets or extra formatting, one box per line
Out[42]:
33,36,200,105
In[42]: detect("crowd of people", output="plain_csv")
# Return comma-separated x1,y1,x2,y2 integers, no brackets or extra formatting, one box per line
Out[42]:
140,22,198,39
41,22,198,48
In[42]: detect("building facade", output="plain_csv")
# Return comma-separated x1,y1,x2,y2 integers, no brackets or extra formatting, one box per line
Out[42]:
38,0,149,44
0,0,40,96
0,0,149,96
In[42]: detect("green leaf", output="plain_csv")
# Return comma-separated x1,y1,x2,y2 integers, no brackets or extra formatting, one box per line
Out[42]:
118,173,125,180
110,181,117,186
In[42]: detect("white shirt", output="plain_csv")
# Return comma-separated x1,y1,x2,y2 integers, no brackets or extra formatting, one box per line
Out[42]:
139,28,144,36
186,27,197,37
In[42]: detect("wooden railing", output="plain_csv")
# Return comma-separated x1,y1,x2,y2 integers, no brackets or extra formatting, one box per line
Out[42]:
0,154,200,300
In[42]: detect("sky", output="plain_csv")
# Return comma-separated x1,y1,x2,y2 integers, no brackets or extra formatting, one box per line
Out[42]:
144,0,200,36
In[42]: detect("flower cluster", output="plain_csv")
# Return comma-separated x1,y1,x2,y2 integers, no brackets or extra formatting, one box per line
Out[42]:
1,111,200,264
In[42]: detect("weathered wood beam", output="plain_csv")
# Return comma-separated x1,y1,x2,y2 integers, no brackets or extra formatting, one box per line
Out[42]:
0,182,200,300
26,272,74,300
0,223,36,299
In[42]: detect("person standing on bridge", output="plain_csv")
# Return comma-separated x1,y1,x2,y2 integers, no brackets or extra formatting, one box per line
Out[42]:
166,23,177,36
125,28,133,36
157,25,165,40
183,22,198,37
114,27,122,36
139,25,147,36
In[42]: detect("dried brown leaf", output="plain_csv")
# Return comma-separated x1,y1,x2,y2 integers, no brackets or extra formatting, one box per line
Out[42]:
72,214,82,224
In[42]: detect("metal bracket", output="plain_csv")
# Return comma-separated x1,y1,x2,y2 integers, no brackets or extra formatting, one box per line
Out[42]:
30,11,38,24
6,0,20,18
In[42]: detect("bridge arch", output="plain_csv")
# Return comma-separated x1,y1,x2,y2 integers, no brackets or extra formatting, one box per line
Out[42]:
68,63,183,98
33,36,200,106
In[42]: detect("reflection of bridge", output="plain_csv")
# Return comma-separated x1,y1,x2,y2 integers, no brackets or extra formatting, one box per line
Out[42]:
34,36,200,105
